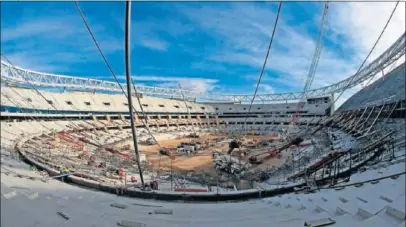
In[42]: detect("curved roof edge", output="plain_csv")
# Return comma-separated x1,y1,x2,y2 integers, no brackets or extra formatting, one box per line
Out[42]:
1,33,404,102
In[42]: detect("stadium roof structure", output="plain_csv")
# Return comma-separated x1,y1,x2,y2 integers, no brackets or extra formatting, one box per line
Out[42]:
1,33,404,103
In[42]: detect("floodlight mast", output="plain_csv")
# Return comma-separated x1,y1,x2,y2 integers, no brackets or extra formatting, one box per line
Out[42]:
124,0,145,189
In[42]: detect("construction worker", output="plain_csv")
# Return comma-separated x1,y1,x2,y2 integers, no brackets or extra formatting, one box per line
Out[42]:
149,180,158,190
59,166,70,182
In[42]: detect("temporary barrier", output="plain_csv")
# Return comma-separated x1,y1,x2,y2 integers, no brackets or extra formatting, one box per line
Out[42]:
174,188,208,192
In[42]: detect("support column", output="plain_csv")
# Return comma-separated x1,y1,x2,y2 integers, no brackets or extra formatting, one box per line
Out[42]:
350,107,368,131
358,106,375,131
365,104,386,134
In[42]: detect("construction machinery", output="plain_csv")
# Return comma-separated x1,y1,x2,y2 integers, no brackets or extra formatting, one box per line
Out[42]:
227,139,241,154
248,137,304,164
187,133,200,138
159,148,175,160
247,130,258,136
144,138,157,145
213,153,250,175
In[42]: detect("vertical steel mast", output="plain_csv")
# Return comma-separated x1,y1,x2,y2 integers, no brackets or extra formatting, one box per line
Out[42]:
124,0,145,189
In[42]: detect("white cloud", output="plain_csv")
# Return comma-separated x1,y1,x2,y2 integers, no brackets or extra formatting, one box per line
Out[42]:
1,8,123,73
131,75,218,93
1,17,77,42
2,2,404,109
258,84,275,94
178,3,357,91
329,2,405,62
1,52,64,72
140,39,169,51
327,2,405,107
176,2,404,107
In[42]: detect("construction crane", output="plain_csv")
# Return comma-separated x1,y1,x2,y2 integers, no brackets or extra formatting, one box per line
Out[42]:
178,83,199,141
248,137,304,164
286,2,329,139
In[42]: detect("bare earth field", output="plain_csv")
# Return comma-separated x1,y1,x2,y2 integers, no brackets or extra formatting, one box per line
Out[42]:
134,133,288,175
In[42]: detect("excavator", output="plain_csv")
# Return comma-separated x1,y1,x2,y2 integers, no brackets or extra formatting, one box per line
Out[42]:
159,148,176,160
227,139,241,154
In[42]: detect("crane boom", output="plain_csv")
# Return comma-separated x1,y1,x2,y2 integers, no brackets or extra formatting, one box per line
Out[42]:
289,2,329,135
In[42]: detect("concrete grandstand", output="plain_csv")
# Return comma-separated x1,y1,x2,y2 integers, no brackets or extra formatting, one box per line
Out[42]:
1,3,406,227
1,56,405,226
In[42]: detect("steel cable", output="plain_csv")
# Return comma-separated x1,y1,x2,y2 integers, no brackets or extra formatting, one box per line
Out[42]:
240,2,283,136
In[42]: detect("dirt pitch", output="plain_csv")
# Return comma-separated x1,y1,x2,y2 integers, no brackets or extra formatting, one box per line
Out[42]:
135,133,289,175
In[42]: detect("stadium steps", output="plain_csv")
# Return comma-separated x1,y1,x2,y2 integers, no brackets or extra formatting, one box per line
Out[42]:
385,193,406,221
1,184,64,227
2,169,404,227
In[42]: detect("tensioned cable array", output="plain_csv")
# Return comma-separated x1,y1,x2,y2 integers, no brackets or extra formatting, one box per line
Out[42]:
292,1,401,139
287,2,329,138
74,1,180,184
240,1,283,136
0,55,121,165
74,1,160,149
0,55,127,151
1,54,96,134
178,83,198,138
328,1,400,112
287,1,402,181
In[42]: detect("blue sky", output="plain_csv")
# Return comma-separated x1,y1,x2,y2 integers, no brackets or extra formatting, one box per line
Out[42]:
1,2,404,105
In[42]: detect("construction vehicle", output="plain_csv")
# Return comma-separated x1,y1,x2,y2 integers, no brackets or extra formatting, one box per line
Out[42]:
159,148,175,160
178,142,201,154
248,137,304,164
244,141,257,148
120,144,131,150
247,130,260,136
116,168,125,179
248,150,282,164
213,153,250,175
227,139,241,154
187,133,200,138
146,138,157,145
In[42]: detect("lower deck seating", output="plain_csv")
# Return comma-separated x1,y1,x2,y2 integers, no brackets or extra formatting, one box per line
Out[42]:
1,150,405,227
